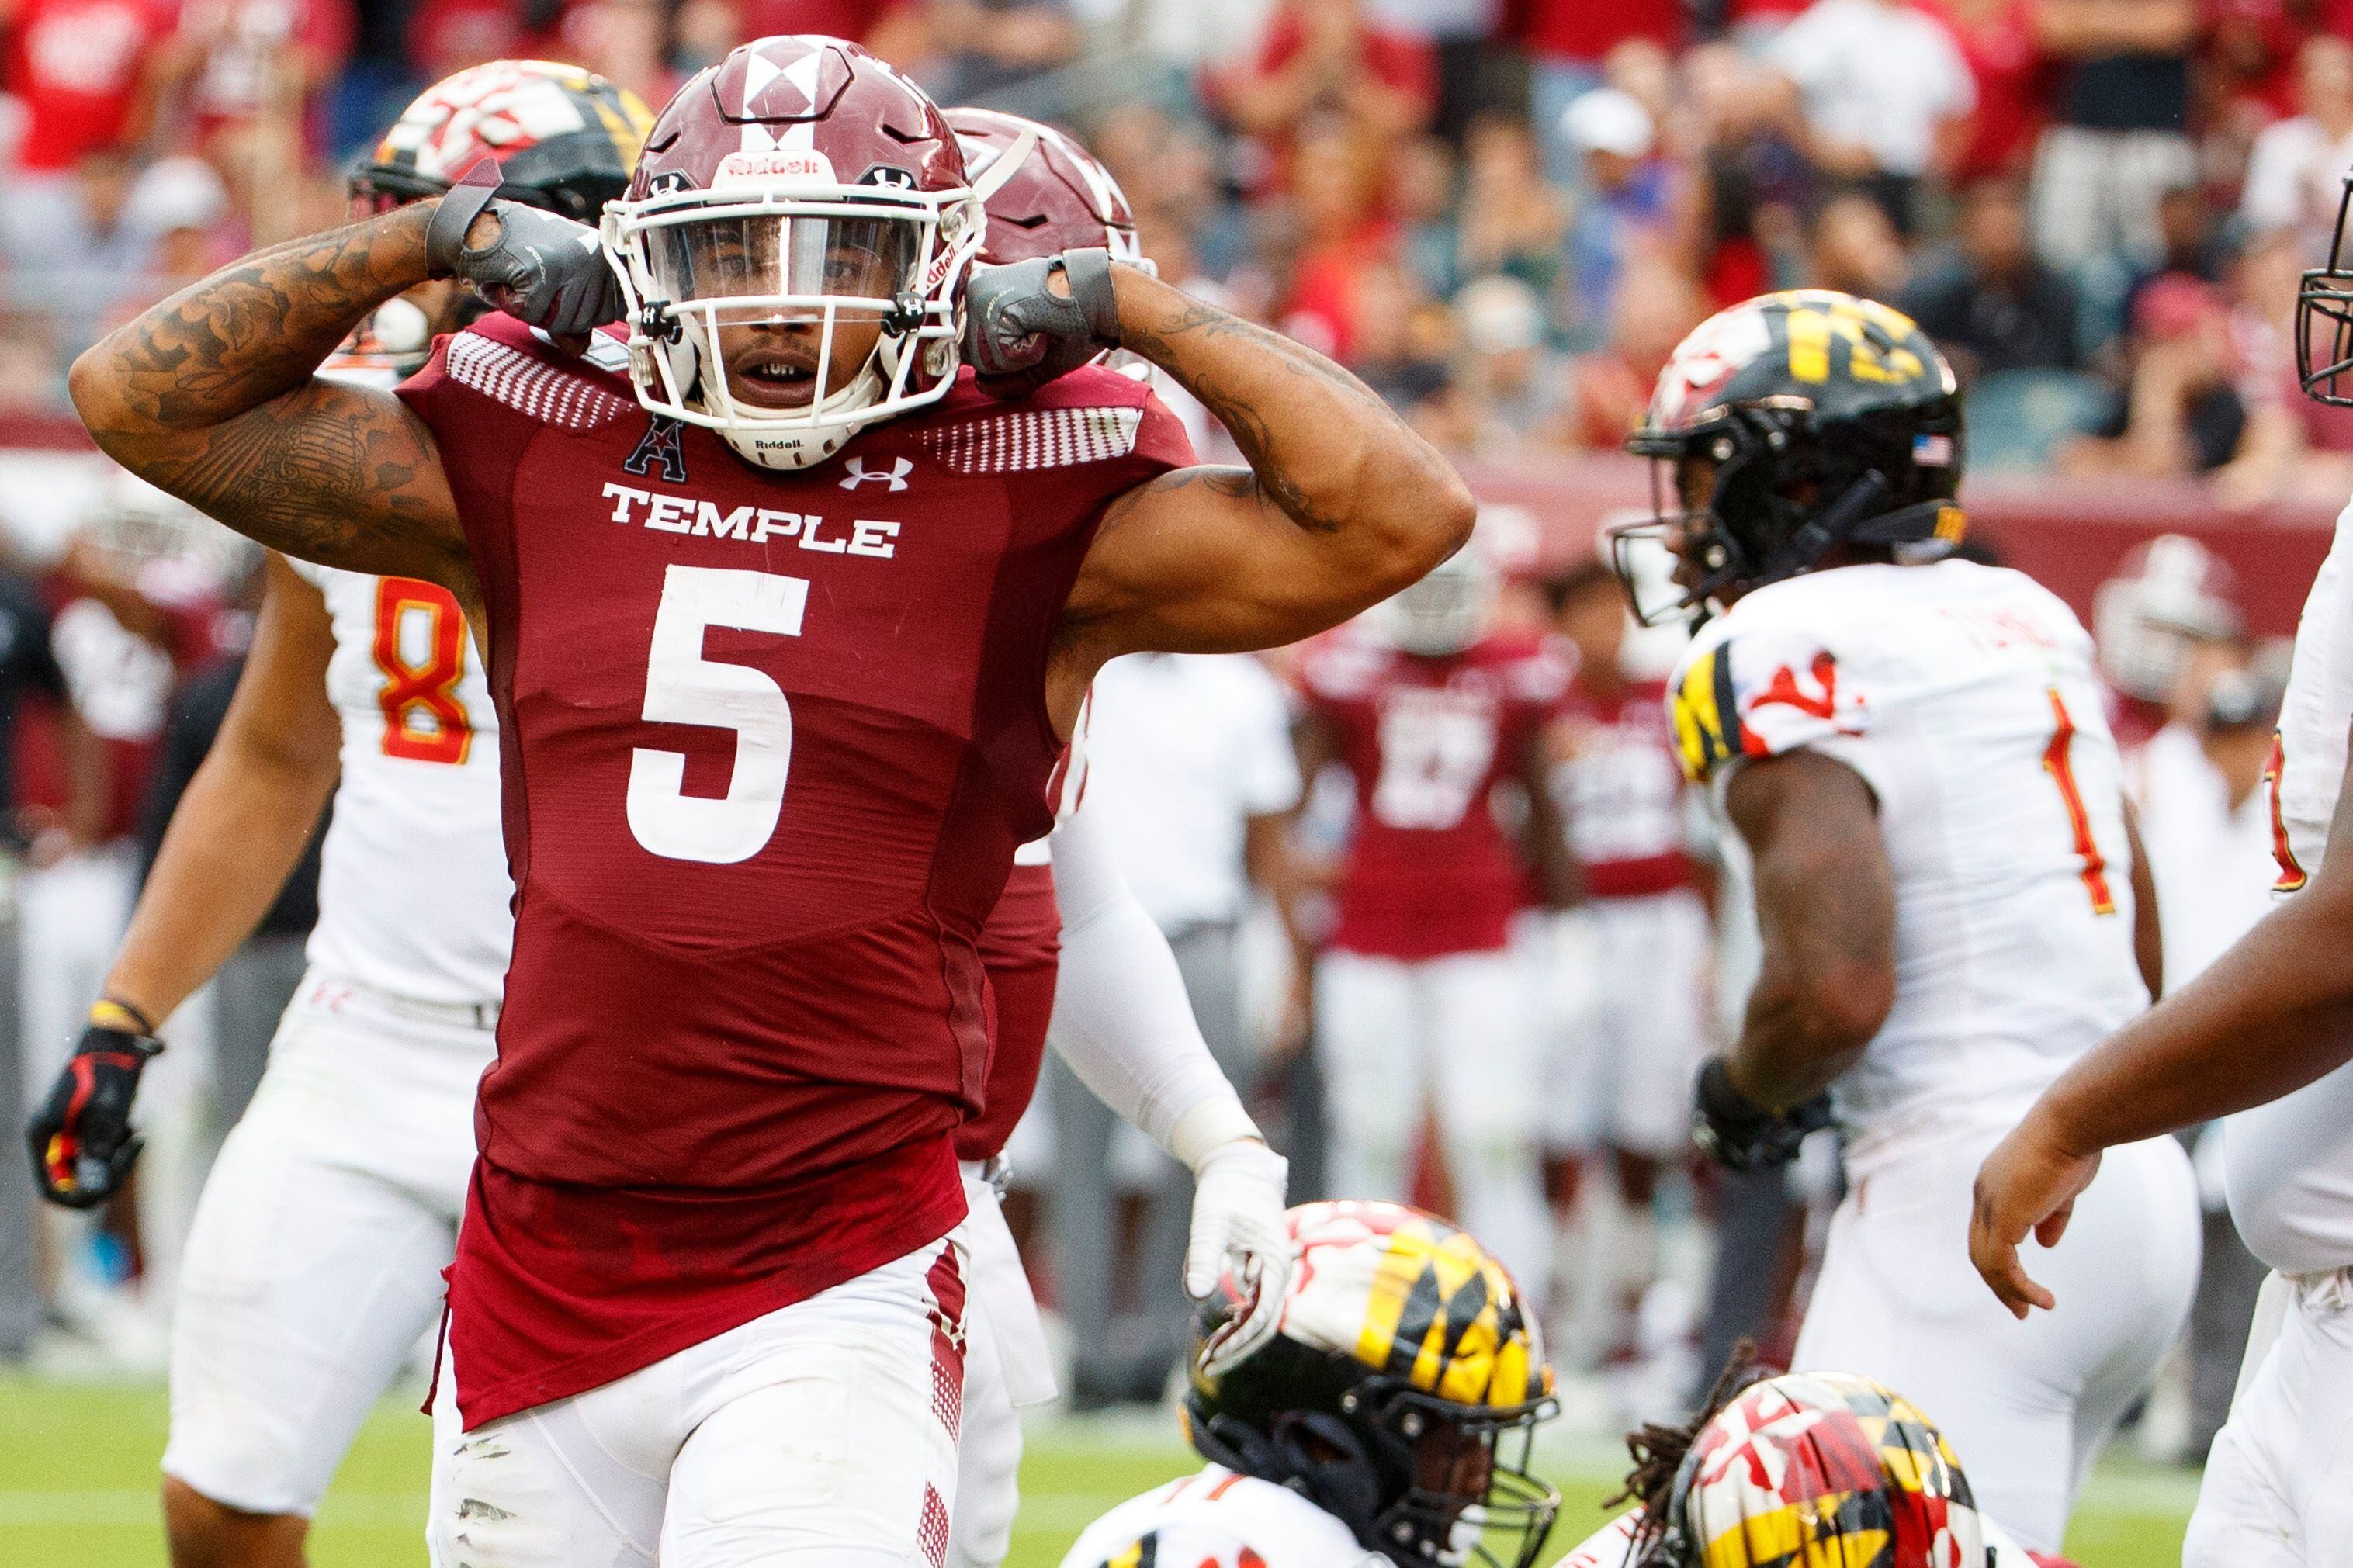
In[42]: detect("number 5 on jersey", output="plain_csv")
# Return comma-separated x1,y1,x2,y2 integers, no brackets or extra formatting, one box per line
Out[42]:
628,565,806,864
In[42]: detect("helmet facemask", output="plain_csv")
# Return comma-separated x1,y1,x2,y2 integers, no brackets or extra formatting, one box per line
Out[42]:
606,178,982,469
2299,173,2353,407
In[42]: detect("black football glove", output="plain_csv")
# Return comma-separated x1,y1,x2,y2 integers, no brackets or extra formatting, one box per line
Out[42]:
27,1002,161,1209
1691,1056,1833,1173
426,161,623,337
962,246,1123,400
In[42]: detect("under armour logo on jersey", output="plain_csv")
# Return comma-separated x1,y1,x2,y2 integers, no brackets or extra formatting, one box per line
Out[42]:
840,455,913,492
624,417,689,483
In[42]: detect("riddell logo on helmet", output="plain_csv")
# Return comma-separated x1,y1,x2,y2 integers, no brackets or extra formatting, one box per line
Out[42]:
714,150,835,187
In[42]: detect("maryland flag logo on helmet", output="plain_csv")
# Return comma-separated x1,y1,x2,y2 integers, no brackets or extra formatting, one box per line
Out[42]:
1665,1370,1984,1568
353,59,653,223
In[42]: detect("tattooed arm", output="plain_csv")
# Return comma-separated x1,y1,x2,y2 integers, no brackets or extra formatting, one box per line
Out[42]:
65,204,472,597
1055,268,1473,694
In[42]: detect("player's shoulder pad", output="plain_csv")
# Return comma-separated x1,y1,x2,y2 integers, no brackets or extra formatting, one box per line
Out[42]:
403,312,639,434
909,365,1194,477
1668,598,1864,785
1555,1510,1644,1568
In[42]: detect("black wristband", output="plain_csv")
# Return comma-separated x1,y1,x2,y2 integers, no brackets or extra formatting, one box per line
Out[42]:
425,163,505,279
1061,247,1122,348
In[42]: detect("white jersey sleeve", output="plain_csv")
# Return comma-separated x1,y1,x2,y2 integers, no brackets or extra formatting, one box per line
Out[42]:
282,556,513,1007
2223,498,2353,1273
1669,560,2149,1171
1058,1468,1384,1568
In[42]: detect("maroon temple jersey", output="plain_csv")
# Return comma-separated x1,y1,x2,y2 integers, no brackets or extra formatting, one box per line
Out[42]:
1300,625,1569,961
397,314,1192,1426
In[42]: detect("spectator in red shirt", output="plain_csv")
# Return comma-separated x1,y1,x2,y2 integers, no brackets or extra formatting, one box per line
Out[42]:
1925,0,2044,179
1222,0,1435,187
3,0,175,174
1511,0,1682,185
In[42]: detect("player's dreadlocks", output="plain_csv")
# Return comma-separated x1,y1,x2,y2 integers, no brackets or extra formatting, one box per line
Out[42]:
1607,1341,1770,1566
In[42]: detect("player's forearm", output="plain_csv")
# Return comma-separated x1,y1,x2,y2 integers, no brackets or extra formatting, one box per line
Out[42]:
1049,805,1258,1161
71,203,435,442
1110,268,1474,580
2028,887,2353,1158
103,736,336,1027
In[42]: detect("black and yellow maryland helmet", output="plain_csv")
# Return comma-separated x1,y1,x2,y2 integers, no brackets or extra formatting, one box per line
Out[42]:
1184,1201,1559,1568
1608,290,1965,628
350,59,654,224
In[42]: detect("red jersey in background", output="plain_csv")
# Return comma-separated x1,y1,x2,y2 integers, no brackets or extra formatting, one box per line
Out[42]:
398,316,1191,1427
6,0,174,171
1547,675,1698,900
1301,625,1568,962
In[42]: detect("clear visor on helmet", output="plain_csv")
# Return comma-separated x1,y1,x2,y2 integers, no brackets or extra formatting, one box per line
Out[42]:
646,213,920,313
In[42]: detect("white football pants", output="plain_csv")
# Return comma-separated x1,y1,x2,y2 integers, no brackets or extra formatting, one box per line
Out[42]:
162,974,487,1516
428,1234,968,1568
2184,1268,2353,1568
1793,1130,2199,1552
1315,946,1549,1310
946,1164,1055,1568
1540,890,1714,1157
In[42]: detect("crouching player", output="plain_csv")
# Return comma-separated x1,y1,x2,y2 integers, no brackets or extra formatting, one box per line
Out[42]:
1554,1361,2079,1568
1062,1200,1561,1568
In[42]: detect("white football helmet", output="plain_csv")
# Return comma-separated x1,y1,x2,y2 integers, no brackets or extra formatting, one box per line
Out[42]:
2092,535,2242,702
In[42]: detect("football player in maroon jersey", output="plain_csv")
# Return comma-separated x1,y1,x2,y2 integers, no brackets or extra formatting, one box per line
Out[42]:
1295,530,1578,1314
67,35,1470,1566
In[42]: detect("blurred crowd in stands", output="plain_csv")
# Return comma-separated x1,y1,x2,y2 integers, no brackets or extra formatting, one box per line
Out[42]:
2,0,2353,497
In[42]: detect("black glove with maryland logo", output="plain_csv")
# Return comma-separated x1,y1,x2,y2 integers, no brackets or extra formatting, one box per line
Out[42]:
27,999,162,1209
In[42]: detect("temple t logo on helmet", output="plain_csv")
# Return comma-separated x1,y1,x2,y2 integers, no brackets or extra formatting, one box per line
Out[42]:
1610,291,1965,629
1185,1200,1560,1568
602,36,985,472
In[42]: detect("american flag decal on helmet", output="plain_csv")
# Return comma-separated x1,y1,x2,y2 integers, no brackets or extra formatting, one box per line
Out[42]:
919,406,1143,474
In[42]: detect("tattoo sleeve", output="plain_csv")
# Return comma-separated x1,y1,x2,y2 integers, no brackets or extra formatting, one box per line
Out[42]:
68,204,469,585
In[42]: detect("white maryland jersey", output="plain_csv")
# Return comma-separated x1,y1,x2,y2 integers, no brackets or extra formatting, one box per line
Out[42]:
286,556,512,1007
1058,1466,1384,1568
2223,500,2353,1274
1554,1504,2053,1568
1669,559,2147,1172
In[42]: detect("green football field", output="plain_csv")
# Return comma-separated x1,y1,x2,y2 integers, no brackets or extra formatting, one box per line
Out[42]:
0,1376,2197,1565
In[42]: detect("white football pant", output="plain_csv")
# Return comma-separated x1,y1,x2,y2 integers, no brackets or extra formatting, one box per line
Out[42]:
428,1234,967,1568
1315,947,1549,1310
947,1164,1055,1568
1540,890,1713,1156
1793,1130,2199,1552
2184,1268,2353,1568
162,975,485,1515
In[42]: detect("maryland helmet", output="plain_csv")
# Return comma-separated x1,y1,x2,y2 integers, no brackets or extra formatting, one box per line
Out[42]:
1648,1370,1984,1568
1610,290,1964,628
2091,535,2244,704
602,35,983,472
350,59,653,223
1186,1201,1559,1568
